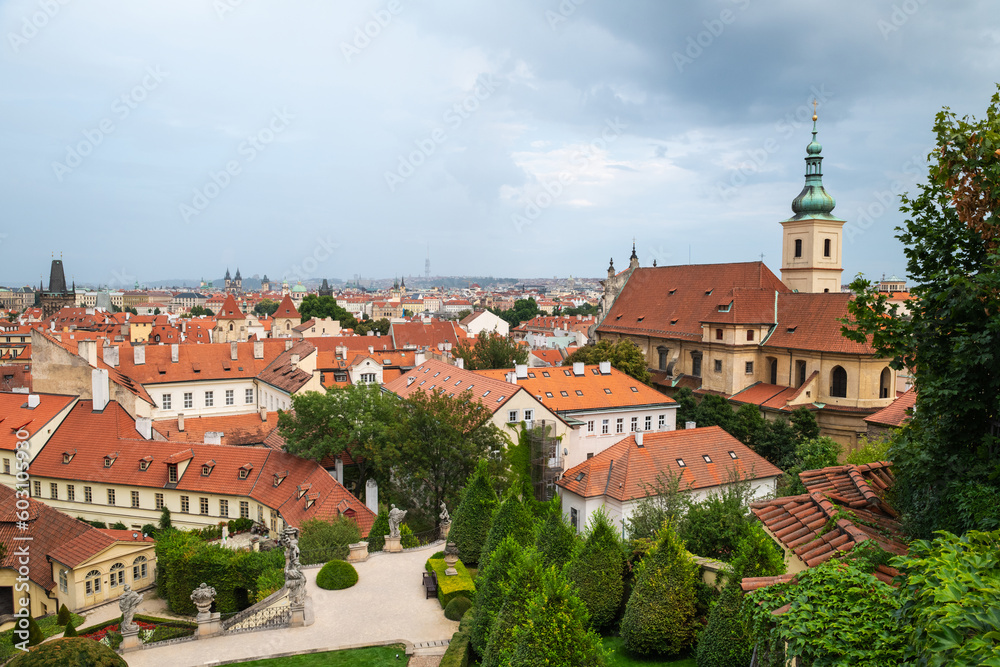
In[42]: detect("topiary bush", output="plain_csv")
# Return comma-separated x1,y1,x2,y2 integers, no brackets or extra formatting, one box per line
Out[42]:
299,516,361,564
481,549,545,667
25,616,44,647
110,521,128,530
439,628,471,667
449,460,498,565
444,596,473,621
7,637,127,666
141,524,157,538
468,536,523,656
566,507,626,630
57,604,71,626
620,521,700,656
478,490,535,572
315,559,358,590
63,621,78,638
400,523,419,549
696,585,751,667
367,510,390,552
535,499,577,568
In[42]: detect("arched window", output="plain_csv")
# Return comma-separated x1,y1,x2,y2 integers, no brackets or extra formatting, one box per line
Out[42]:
880,367,893,399
229,323,234,331
768,357,778,385
285,322,290,330
110,562,125,587
85,569,102,595
133,555,148,580
830,366,847,398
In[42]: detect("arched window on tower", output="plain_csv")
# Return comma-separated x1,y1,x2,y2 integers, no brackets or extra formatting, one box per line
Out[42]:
880,367,893,399
830,366,847,398
794,239,803,258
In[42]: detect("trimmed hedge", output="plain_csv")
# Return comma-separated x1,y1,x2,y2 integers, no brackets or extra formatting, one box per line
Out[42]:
535,501,577,569
449,460,498,565
368,510,390,552
440,629,470,667
478,491,535,571
696,586,751,667
426,558,476,608
316,560,359,590
6,637,126,666
468,536,523,656
444,596,473,621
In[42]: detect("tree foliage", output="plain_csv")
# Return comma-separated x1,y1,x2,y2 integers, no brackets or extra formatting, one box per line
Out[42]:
297,294,356,326
298,516,361,564
253,299,279,317
696,585,752,667
490,297,540,329
681,470,757,562
535,499,578,569
188,305,212,317
620,521,700,656
566,508,626,630
563,338,651,385
481,549,546,667
478,490,536,571
449,460,499,565
469,536,524,656
453,330,528,370
777,436,843,497
7,637,127,667
842,88,1000,536
625,468,690,541
508,567,607,667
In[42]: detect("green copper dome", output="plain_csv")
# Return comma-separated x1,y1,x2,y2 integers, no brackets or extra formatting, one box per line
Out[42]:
787,114,842,221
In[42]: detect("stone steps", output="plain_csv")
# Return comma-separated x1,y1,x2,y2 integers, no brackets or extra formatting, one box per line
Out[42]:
411,638,450,656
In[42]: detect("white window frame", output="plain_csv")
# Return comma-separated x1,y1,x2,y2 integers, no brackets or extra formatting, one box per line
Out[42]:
162,393,172,410
204,391,214,407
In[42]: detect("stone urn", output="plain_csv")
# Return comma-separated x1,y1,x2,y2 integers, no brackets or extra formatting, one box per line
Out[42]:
443,541,459,576
190,582,217,621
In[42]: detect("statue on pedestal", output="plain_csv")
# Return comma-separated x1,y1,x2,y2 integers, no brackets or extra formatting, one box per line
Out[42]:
439,502,450,524
388,504,407,539
190,583,217,620
283,526,307,607
118,585,143,633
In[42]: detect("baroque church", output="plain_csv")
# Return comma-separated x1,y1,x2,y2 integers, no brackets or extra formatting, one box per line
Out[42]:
594,115,896,450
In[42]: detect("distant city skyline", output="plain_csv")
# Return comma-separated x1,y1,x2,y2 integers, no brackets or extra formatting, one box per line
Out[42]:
2,1,997,286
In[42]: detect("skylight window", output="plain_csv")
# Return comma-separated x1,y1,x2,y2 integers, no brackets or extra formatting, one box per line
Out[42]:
434,372,440,377
630,387,639,392
545,392,553,398
496,396,505,402
542,371,550,377
483,390,491,397
575,472,585,482
676,458,686,467
576,390,584,396
560,391,568,397
604,388,612,394
564,370,571,376
728,451,738,459
703,454,713,463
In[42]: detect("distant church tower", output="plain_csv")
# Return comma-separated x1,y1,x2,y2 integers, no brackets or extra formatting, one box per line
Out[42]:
261,274,270,292
780,107,845,294
232,268,242,295
224,268,232,292
39,257,75,318
319,279,333,298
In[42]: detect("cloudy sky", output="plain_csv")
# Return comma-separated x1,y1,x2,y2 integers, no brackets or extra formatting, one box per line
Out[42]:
1,0,997,287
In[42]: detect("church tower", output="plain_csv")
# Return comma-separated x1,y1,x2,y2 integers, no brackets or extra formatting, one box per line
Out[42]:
780,107,845,294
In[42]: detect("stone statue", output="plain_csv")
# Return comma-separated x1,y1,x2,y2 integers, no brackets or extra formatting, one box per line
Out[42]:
118,584,143,633
439,502,450,523
388,504,407,538
282,526,301,567
282,526,306,606
190,583,217,619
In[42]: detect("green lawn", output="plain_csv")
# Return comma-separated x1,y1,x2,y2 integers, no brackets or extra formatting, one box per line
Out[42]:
231,644,409,666
0,612,86,660
603,637,697,667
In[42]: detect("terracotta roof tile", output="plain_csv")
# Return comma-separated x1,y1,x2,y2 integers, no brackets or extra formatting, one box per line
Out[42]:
384,358,522,414
864,388,915,428
152,411,281,446
0,391,75,451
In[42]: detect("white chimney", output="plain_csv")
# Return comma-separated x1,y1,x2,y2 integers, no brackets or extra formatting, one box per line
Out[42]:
456,358,464,369
78,340,97,367
136,417,152,440
506,371,517,384
635,431,644,446
171,344,179,363
103,344,119,367
368,345,374,354
515,364,528,379
91,368,109,411
254,340,264,359
407,376,416,386
204,432,222,445
573,362,584,376
685,421,697,430
27,394,40,409
133,345,145,365
230,341,238,360
414,351,425,365
290,354,300,369
599,361,611,374
285,340,293,350
259,407,267,421
178,413,185,431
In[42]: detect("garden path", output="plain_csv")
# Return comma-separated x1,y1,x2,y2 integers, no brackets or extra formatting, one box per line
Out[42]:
123,542,458,667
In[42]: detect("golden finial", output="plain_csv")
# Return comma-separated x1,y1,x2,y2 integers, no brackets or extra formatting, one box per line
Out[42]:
812,99,818,122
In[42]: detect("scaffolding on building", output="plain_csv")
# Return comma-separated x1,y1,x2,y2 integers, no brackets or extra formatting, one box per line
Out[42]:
528,419,562,502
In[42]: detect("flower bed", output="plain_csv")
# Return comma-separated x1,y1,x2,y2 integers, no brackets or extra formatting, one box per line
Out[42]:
76,614,197,649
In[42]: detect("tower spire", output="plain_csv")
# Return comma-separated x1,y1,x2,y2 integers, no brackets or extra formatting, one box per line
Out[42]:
788,102,836,220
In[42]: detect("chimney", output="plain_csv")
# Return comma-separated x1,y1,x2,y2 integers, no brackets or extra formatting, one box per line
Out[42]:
230,341,238,360
92,368,109,411
599,360,611,374
78,339,97,366
27,394,40,409
635,431,644,447
254,340,264,359
171,344,179,363
573,362,584,376
685,421,697,430
259,407,267,421
367,331,374,337
103,344,119,367
285,340,293,351
414,351,425,365
290,354,300,369
178,413,185,431
133,345,145,365
368,345,374,354
136,417,152,440
506,371,517,384
515,363,528,379
456,358,465,369
204,432,222,445
407,376,415,386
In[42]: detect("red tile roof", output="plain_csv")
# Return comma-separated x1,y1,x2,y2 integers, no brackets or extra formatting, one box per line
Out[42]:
728,383,800,411
273,295,300,320
113,339,288,385
256,341,314,394
215,294,246,320
0,391,76,451
476,365,675,414
864,388,915,428
763,292,875,354
557,426,782,502
390,320,470,350
152,411,282,446
384,358,522,414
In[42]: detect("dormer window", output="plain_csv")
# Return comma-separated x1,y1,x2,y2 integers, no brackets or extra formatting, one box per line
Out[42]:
104,452,119,468
62,450,77,464
297,483,311,499
238,463,253,480
273,471,288,487
139,456,153,471
202,460,216,476
305,492,319,509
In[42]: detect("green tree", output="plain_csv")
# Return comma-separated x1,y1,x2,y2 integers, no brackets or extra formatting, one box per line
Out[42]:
152,307,160,315
158,506,172,531
753,417,798,470
789,407,820,442
253,298,279,317
730,403,768,448
561,302,599,317
449,460,499,565
620,521,699,656
535,499,577,568
469,536,524,656
778,436,843,497
453,330,529,370
680,470,756,562
566,507,626,630
696,586,751,667
490,297,540,329
673,387,698,427
367,510,389,552
695,393,736,432
479,490,536,571
297,294,357,327
508,567,607,667
297,516,361,564
723,522,786,591
278,384,400,497
843,88,1000,536
354,317,390,336
563,339,651,385
481,549,546,667
625,468,691,540
189,305,213,317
